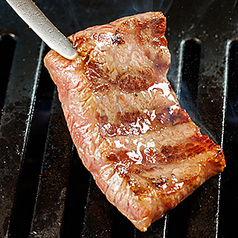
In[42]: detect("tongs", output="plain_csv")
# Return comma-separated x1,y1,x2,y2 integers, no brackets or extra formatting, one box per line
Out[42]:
6,0,78,60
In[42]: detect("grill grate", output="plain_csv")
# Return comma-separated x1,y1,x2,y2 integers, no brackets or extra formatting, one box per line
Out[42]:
0,0,238,237
219,40,238,237
0,34,16,120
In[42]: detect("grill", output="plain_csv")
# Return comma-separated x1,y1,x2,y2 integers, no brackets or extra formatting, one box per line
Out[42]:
0,0,237,237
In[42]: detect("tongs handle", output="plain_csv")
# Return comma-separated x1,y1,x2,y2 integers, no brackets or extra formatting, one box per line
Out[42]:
6,0,78,60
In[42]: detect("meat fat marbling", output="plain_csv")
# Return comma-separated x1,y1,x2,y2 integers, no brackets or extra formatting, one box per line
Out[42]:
44,12,225,231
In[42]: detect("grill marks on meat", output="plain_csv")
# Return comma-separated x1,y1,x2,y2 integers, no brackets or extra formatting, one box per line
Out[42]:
44,12,225,232
75,14,169,94
98,106,190,137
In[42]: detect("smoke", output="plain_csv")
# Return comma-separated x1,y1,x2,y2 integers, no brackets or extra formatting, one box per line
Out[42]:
132,0,173,14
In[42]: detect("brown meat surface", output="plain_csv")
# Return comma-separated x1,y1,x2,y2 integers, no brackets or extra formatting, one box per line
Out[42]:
44,12,225,231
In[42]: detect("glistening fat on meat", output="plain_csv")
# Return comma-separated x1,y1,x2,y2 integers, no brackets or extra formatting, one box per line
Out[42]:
44,12,225,232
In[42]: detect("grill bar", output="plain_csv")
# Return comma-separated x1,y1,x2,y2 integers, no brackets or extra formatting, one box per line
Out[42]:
29,89,73,237
0,0,238,237
0,1,43,233
218,40,238,237
81,176,115,237
8,44,55,237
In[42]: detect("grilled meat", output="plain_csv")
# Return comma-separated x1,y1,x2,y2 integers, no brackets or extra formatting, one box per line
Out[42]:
44,12,225,231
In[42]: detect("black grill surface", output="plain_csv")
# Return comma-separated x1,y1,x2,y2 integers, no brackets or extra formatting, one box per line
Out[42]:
0,0,238,237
